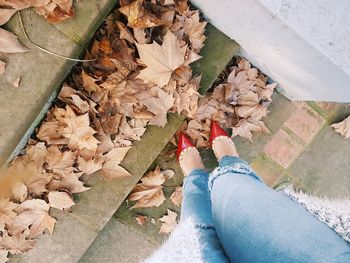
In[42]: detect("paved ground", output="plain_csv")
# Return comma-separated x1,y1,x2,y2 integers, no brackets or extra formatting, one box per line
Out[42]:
81,92,350,262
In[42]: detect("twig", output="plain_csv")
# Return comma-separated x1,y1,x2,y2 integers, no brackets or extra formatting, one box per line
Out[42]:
18,11,96,63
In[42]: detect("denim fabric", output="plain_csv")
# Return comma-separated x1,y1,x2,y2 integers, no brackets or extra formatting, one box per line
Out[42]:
181,155,350,263
182,169,229,262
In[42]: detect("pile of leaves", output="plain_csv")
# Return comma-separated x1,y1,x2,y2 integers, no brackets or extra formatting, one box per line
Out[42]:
0,0,206,260
0,0,76,83
185,58,277,147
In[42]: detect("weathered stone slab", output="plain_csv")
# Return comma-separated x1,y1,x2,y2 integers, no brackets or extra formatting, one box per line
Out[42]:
289,126,350,198
10,210,98,263
0,10,82,167
78,219,158,263
191,23,240,95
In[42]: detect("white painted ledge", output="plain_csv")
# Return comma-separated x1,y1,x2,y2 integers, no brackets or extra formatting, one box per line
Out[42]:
193,0,350,102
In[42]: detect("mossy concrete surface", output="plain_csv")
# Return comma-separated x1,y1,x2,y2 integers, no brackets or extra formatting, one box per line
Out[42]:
0,0,117,167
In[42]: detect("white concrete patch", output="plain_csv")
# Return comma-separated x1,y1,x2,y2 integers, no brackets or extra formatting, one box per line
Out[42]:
193,0,350,102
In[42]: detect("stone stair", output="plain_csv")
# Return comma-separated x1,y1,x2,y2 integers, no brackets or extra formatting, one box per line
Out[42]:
3,4,240,261
2,1,350,262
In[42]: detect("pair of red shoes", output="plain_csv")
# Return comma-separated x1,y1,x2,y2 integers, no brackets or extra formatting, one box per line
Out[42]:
176,121,229,161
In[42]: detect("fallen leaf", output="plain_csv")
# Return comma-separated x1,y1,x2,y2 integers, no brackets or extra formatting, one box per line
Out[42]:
140,87,174,127
0,250,8,263
170,186,182,206
11,77,20,88
45,146,75,176
0,230,35,255
47,172,89,194
0,28,30,53
0,0,50,10
136,30,186,87
0,8,16,26
231,119,270,143
48,191,75,210
0,199,17,228
99,147,131,180
0,60,5,74
77,156,104,175
119,0,164,29
135,215,147,225
35,0,75,23
331,115,350,139
159,209,177,234
10,199,56,238
128,166,166,209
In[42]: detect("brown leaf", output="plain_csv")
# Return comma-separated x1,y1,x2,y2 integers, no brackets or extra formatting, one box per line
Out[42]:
159,209,177,234
47,172,89,194
231,119,270,143
36,121,68,145
0,230,35,255
128,166,166,209
136,30,186,87
0,199,17,228
0,8,16,26
77,156,104,175
119,0,165,29
48,191,75,210
116,21,135,43
0,250,8,262
331,115,350,139
0,28,29,53
45,146,75,176
10,199,56,238
11,77,20,88
35,0,75,23
0,0,50,10
170,186,182,206
135,215,147,225
0,60,5,75
99,147,131,180
140,87,174,127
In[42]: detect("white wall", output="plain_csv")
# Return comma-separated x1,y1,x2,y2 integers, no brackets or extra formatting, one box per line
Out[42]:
193,0,350,102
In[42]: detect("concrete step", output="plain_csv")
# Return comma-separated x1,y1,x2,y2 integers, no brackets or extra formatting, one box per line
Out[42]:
0,0,117,167
77,24,240,263
9,21,239,262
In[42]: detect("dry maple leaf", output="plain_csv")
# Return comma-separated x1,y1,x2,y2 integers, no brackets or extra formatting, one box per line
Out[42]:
0,8,16,25
10,199,56,239
0,199,17,229
170,186,182,207
135,215,147,225
99,147,131,180
128,166,167,209
35,0,75,23
136,30,186,87
0,230,35,255
119,0,165,29
140,87,175,127
77,156,104,175
331,115,350,139
59,109,100,154
0,0,49,10
0,60,5,75
45,146,75,176
0,28,30,53
159,209,177,234
48,191,75,210
0,250,8,263
231,119,270,143
47,172,89,194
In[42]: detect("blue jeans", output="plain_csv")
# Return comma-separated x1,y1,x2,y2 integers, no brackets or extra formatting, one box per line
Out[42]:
181,156,350,263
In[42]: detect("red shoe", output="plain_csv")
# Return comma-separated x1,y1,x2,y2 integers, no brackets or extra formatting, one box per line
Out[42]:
209,120,230,146
176,132,195,161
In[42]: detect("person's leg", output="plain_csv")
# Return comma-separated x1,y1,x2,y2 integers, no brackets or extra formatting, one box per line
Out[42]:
209,155,350,263
180,147,229,262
